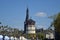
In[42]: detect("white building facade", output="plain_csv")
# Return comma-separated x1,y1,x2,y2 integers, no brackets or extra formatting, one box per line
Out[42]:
46,32,54,39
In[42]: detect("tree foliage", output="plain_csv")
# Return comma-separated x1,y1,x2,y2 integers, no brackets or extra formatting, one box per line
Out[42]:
37,32,45,40
50,12,60,33
0,24,22,38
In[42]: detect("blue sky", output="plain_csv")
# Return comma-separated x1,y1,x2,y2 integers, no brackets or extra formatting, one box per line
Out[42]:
0,0,60,30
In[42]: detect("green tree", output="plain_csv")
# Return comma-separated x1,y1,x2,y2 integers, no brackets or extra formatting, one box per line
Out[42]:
0,25,8,40
50,12,60,40
0,22,22,40
37,32,45,40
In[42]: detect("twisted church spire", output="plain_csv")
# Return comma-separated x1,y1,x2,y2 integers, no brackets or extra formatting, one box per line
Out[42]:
25,8,29,21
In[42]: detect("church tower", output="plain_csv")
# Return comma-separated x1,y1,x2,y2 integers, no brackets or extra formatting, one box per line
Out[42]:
24,8,36,34
24,8,29,33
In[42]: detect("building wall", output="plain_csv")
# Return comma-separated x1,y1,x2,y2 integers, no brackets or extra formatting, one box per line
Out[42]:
26,25,36,34
46,34,50,39
46,33,54,39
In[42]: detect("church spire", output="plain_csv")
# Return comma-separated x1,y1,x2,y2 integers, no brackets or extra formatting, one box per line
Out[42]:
26,8,29,21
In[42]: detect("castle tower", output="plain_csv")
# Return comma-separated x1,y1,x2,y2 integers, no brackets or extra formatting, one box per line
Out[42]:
24,8,36,34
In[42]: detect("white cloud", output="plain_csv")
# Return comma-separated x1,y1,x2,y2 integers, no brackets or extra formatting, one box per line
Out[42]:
35,12,47,17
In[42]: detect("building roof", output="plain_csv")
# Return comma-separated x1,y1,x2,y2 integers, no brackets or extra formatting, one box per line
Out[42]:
26,19,35,25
